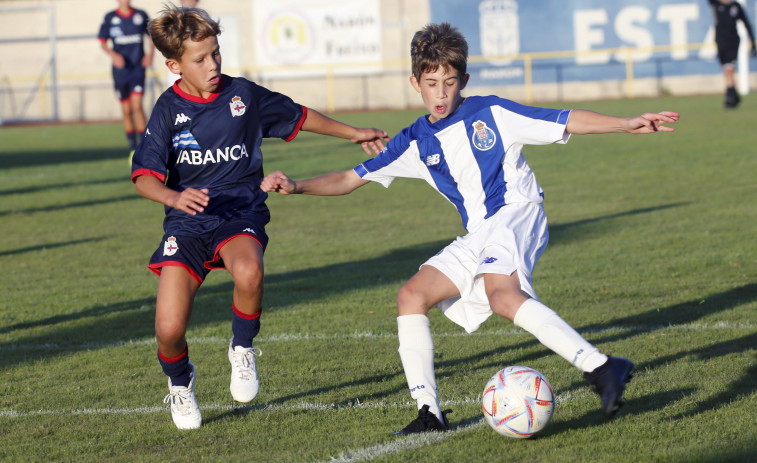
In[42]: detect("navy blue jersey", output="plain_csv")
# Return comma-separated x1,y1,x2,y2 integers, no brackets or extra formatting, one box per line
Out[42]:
98,8,150,69
709,0,755,44
131,75,307,235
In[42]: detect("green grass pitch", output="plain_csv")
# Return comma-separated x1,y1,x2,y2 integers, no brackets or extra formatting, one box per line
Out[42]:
0,94,755,462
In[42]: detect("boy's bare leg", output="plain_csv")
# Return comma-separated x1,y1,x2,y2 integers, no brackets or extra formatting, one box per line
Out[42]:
155,266,200,358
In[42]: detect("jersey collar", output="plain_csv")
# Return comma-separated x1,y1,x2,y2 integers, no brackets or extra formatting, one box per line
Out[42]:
115,8,135,19
172,75,226,103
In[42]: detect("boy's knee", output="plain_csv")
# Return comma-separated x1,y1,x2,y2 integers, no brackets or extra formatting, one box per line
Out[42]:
155,319,186,345
232,260,264,291
397,283,430,314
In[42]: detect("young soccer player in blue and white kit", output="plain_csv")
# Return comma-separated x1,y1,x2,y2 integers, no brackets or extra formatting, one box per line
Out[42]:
262,23,679,434
98,0,154,150
132,6,388,430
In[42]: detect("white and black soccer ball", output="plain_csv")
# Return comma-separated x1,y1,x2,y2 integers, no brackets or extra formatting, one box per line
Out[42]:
482,366,555,438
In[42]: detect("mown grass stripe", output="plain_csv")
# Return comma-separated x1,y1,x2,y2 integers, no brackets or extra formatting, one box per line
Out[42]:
0,321,752,352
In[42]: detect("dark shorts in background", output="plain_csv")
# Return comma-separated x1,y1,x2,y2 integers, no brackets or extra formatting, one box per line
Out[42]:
113,66,146,101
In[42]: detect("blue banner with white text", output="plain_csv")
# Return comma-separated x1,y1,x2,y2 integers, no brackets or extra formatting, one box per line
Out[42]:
429,0,756,85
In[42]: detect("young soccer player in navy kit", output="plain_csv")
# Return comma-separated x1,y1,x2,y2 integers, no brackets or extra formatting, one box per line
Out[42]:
132,5,388,430
262,23,679,434
708,0,757,108
98,0,154,150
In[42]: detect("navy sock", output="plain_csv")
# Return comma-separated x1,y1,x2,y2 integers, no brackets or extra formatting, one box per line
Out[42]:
158,346,191,387
126,132,137,150
231,304,261,349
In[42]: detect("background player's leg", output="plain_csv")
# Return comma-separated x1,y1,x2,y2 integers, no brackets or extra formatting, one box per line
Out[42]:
120,98,137,149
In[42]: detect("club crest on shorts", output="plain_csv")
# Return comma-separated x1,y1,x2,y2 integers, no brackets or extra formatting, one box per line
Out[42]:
229,96,246,117
471,120,496,151
163,236,179,256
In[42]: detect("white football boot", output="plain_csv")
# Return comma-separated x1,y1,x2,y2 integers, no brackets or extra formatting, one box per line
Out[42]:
228,338,262,402
163,361,202,430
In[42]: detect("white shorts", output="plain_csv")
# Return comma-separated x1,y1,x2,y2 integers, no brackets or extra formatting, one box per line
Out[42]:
423,202,549,333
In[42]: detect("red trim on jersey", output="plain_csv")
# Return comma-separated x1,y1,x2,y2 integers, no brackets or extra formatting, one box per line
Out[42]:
115,8,135,19
158,345,188,363
233,303,261,320
131,168,166,184
148,261,203,285
98,37,107,43
172,75,224,103
205,233,263,270
285,106,308,142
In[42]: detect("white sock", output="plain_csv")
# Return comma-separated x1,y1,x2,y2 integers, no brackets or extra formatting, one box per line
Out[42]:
513,299,607,372
397,314,442,421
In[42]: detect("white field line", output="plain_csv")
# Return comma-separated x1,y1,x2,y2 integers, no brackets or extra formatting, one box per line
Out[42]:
0,321,752,352
323,393,580,463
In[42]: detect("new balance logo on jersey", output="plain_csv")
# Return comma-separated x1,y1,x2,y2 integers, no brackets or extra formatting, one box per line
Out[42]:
174,113,191,125
426,153,441,166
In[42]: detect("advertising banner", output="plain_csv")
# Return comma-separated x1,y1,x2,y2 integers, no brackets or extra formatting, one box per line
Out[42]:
429,0,755,85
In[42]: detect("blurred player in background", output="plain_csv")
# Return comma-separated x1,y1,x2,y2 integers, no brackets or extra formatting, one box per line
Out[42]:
98,0,154,151
262,22,679,434
132,5,388,430
708,0,757,108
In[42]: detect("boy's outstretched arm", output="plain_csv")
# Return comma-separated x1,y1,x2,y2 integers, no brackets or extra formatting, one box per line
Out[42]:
261,169,369,196
566,109,679,135
302,108,390,156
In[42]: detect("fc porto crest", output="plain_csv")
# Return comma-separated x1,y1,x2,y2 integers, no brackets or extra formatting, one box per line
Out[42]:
163,236,179,256
229,96,246,117
471,120,496,151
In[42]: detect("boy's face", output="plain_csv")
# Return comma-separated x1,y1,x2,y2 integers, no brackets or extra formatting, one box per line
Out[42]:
168,36,222,98
410,66,469,123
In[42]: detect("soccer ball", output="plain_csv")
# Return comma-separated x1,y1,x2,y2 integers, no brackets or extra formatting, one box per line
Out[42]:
481,366,554,438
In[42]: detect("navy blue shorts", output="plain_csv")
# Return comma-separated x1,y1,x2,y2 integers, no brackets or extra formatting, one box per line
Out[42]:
717,39,739,66
113,66,146,101
148,215,269,284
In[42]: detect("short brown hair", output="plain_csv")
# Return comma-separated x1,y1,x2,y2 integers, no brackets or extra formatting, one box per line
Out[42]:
149,5,221,60
410,23,468,80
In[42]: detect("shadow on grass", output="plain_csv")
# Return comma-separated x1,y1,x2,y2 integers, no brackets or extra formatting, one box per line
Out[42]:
0,237,108,258
0,146,131,169
0,194,140,217
0,176,129,196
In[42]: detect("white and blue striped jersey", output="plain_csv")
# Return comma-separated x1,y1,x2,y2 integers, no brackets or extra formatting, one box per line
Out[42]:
354,95,571,232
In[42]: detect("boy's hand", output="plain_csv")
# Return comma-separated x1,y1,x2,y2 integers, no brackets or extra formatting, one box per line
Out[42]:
627,111,679,134
260,171,297,195
170,187,210,215
351,128,390,156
